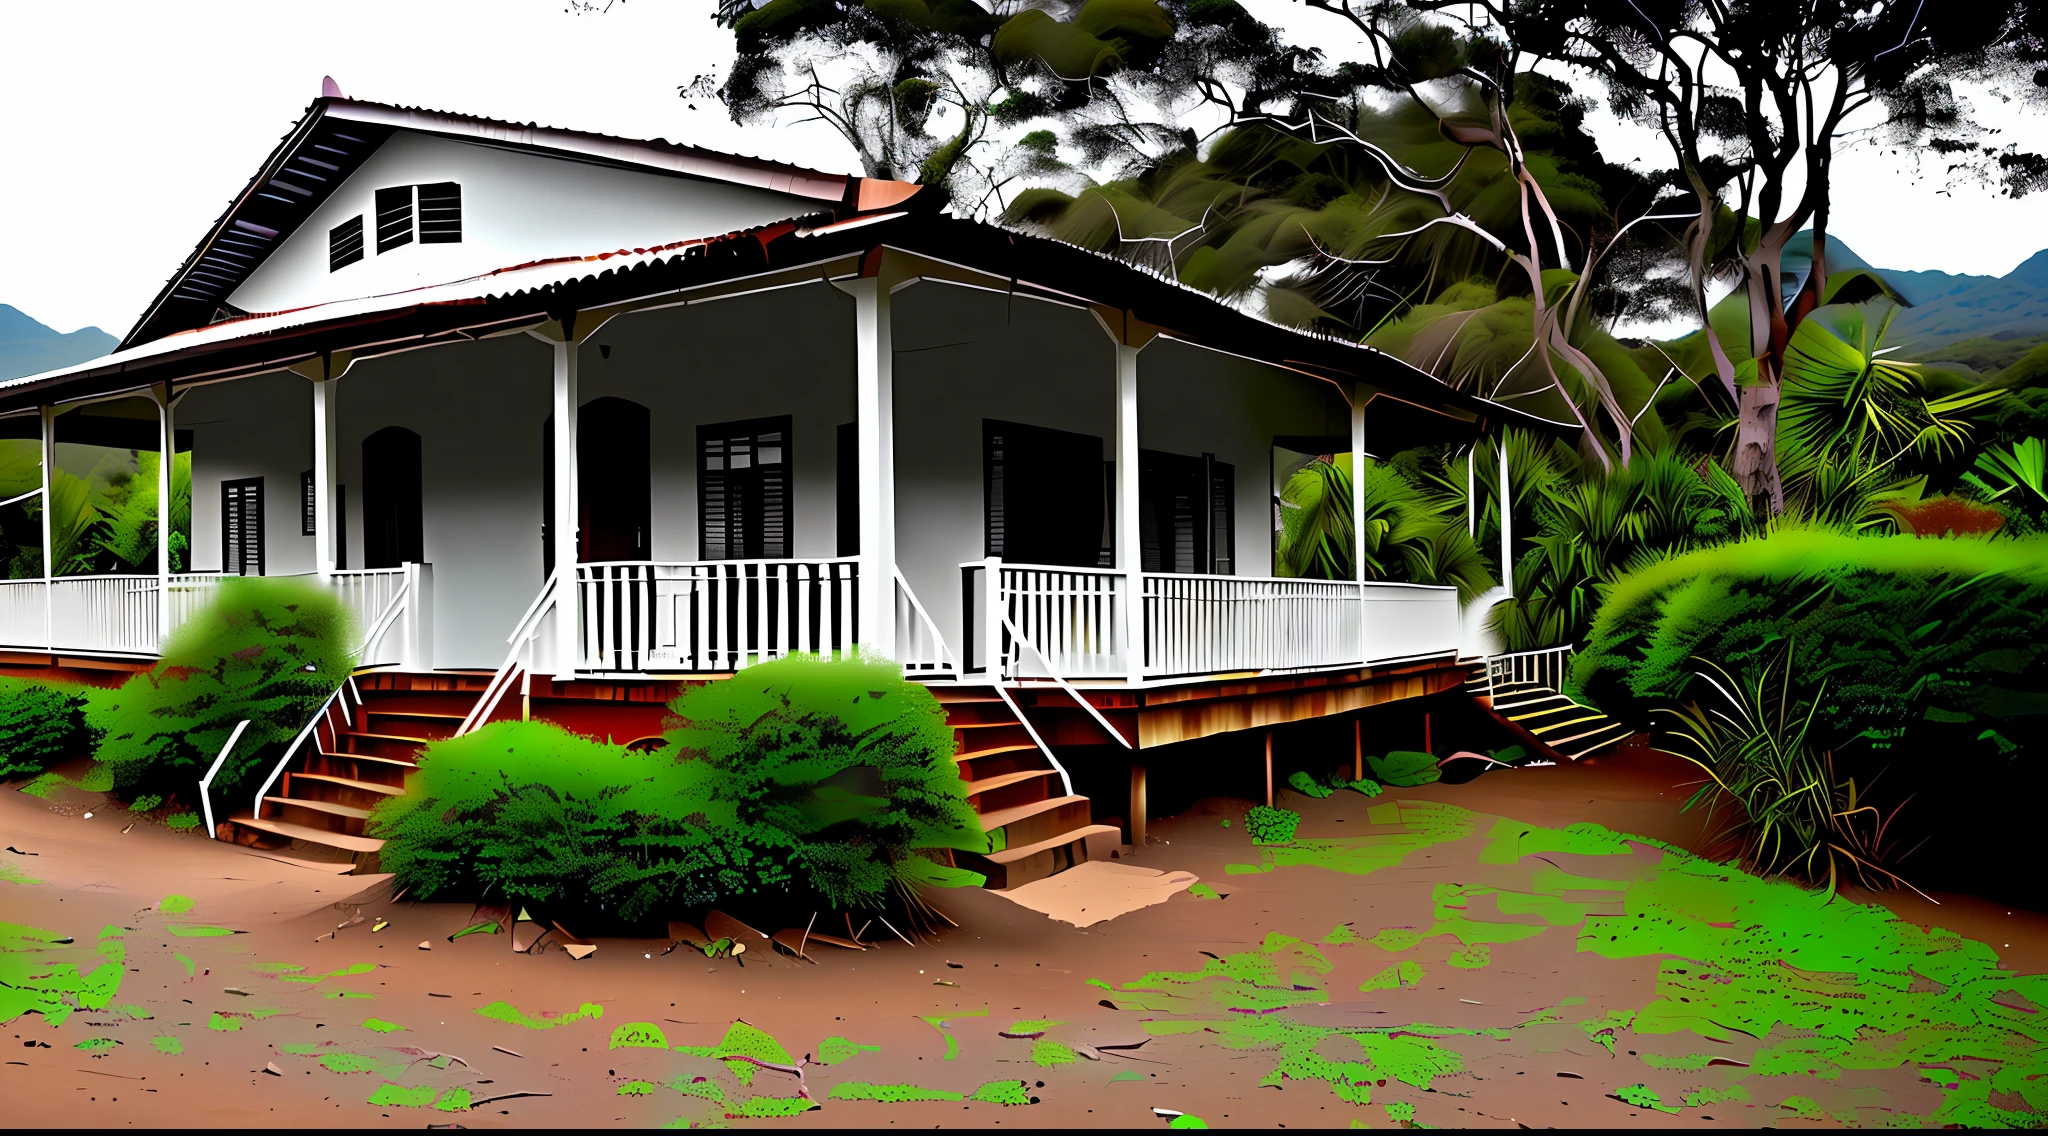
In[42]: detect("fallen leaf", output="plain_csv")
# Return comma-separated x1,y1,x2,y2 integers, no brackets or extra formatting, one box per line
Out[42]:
417,941,432,951
263,1062,282,1076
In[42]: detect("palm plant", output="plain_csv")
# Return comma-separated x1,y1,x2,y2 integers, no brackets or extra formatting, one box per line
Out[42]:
1658,648,1920,896
1275,454,1492,601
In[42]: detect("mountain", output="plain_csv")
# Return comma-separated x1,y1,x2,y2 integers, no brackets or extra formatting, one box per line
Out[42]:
1798,239,2048,370
0,306,117,382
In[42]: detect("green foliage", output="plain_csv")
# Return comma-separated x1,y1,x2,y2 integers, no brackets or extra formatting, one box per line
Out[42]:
1284,769,1331,799
1575,529,2048,765
1659,650,1909,890
1365,750,1439,788
162,812,200,831
1243,805,1299,845
1275,454,1493,601
0,676,93,779
372,655,984,918
87,576,352,800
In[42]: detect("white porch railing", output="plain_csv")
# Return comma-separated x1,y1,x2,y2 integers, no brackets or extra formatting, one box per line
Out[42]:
1143,573,1362,677
962,558,1463,682
0,564,430,668
1483,644,1575,697
577,558,860,674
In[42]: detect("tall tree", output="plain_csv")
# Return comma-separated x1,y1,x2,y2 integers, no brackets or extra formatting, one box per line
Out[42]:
1424,0,2048,510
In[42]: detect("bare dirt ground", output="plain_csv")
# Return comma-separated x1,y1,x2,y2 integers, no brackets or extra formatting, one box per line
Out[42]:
4,744,2044,1129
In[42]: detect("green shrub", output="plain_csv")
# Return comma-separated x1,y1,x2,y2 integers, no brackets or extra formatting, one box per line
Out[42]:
1366,750,1440,787
1284,770,1332,799
1574,529,2048,762
0,676,93,779
658,652,984,907
370,654,984,919
88,576,353,800
1244,805,1300,844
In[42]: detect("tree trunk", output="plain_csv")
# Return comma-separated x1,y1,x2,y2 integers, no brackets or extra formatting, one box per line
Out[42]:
1735,231,1794,514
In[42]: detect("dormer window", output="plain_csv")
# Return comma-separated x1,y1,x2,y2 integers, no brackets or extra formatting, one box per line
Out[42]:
374,182,463,253
328,215,364,272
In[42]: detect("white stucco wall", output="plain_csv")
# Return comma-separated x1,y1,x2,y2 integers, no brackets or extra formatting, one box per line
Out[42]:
579,281,855,563
229,131,821,316
179,372,316,577
335,334,551,669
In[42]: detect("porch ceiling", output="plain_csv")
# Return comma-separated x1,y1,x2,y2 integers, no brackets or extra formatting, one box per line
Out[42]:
7,209,1575,443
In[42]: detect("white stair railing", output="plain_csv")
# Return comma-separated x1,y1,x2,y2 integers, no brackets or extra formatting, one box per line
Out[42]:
1482,644,1576,700
892,568,956,677
578,558,858,674
249,676,362,819
456,572,560,736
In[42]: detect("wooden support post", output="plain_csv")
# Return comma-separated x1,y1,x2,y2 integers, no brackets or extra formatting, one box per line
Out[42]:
549,335,580,676
311,375,339,579
1350,386,1368,666
1129,762,1147,848
1264,729,1274,808
835,276,897,660
1423,711,1433,754
40,406,54,651
1354,718,1363,782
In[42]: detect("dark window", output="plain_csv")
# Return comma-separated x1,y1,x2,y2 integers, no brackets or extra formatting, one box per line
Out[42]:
416,182,462,244
362,427,424,569
375,186,414,253
699,416,791,561
222,477,265,576
328,215,364,271
1140,450,1234,574
983,420,1105,568
836,421,858,557
544,398,651,576
300,469,316,536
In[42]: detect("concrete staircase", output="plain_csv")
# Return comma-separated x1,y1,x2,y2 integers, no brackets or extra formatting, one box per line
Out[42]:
228,671,493,864
935,686,1117,890
1469,670,1631,760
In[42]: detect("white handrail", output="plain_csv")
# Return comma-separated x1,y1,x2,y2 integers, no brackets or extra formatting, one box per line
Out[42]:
455,572,559,736
997,609,1132,750
250,680,357,816
198,719,252,840
985,681,1074,798
354,577,410,662
892,567,958,675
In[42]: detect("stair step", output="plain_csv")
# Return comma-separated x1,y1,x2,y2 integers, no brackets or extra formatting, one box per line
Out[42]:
955,743,1041,764
960,770,1055,798
266,796,372,821
985,824,1121,867
976,794,1088,833
1515,709,1609,732
1550,721,1633,751
290,773,404,797
229,813,384,854
319,749,418,771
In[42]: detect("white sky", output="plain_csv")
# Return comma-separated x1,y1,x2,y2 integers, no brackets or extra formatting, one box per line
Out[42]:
4,0,2046,336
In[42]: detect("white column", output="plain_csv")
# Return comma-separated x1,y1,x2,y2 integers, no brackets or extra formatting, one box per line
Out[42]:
156,383,174,641
847,279,897,661
1498,435,1513,599
1115,341,1144,685
549,338,580,676
312,378,339,578
1350,388,1368,665
39,406,54,651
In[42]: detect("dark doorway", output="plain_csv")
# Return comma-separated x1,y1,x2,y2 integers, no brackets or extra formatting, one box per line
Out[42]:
698,416,792,561
222,476,264,576
983,420,1106,568
1140,449,1234,574
543,399,655,577
361,426,423,569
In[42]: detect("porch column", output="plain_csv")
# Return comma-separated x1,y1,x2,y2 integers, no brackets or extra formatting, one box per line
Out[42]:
1497,436,1512,599
843,278,896,660
1114,340,1144,686
39,406,54,651
549,337,580,676
154,382,174,641
1351,387,1368,664
312,378,339,579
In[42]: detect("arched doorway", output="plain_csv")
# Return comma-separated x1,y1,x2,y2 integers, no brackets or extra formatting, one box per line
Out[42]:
543,397,651,576
361,426,423,569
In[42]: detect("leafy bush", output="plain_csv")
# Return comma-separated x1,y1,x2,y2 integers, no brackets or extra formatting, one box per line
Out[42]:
1244,805,1300,845
371,654,984,920
1575,529,2048,763
88,576,352,800
0,676,93,779
1366,750,1440,787
1661,650,1911,891
1284,770,1332,799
